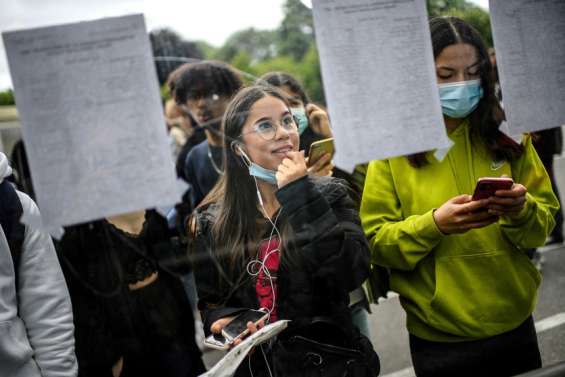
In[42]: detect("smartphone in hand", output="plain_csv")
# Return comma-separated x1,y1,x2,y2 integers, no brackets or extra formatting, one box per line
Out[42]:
472,177,514,201
204,332,230,350
221,309,269,343
308,138,335,167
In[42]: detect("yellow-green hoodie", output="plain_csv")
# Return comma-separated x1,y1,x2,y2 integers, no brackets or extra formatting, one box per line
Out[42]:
360,121,560,342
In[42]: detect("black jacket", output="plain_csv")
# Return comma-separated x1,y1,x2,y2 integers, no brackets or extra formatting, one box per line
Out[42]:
192,176,377,375
56,212,205,377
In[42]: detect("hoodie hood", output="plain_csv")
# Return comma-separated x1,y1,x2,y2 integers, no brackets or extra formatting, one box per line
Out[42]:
0,152,13,183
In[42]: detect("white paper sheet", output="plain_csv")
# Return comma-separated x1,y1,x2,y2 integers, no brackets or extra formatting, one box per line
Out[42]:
312,0,449,170
490,0,565,134
199,320,290,377
2,14,179,229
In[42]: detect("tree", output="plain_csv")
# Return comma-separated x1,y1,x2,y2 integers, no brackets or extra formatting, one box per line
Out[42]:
452,7,493,46
0,89,15,106
427,0,471,17
427,0,492,45
300,44,325,104
216,28,278,63
277,0,315,61
195,40,220,60
149,28,204,85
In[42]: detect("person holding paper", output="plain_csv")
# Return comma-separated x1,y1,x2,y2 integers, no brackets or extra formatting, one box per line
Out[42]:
190,85,380,376
361,17,559,376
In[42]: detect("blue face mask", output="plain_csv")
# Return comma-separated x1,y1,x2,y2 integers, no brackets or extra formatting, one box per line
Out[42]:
237,146,278,185
249,162,278,185
291,107,309,135
438,79,484,119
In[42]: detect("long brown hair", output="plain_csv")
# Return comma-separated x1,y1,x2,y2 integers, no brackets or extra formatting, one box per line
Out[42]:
197,85,297,268
408,17,523,168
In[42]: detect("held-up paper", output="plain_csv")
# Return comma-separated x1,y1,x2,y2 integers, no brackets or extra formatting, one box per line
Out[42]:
199,320,290,377
312,0,449,170
490,0,565,134
2,14,179,229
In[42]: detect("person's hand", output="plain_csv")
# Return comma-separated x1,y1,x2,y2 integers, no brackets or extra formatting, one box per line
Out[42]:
306,153,333,177
433,194,499,234
306,104,332,138
210,316,265,348
232,320,265,346
112,357,123,377
487,180,527,219
276,151,308,188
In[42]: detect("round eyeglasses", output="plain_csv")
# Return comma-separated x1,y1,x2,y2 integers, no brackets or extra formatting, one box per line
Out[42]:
242,114,299,141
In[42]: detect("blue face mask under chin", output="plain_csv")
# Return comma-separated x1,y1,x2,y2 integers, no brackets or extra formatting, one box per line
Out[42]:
238,147,278,185
291,107,309,135
438,79,484,119
249,162,278,185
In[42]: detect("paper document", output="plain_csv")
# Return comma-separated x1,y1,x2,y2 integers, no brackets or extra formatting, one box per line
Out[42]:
490,0,565,134
312,0,449,170
200,320,290,377
2,14,179,229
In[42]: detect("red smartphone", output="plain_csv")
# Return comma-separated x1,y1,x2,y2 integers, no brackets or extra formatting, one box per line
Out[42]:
472,177,514,200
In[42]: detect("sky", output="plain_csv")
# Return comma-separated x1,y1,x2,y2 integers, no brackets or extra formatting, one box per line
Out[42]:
0,0,489,90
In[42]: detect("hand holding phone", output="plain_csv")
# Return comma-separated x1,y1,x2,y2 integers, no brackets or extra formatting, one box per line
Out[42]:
480,176,528,219
472,177,514,201
221,309,269,344
204,332,231,350
307,138,335,168
433,194,499,234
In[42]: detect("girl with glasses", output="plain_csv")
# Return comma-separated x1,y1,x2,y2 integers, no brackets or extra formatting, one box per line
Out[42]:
189,85,379,377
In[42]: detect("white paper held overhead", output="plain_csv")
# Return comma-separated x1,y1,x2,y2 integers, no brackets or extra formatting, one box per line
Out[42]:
2,14,179,229
311,0,450,170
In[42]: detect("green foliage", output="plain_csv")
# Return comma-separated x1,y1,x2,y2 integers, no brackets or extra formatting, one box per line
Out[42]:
451,7,493,47
427,0,492,46
230,51,258,85
427,0,472,17
300,44,325,104
0,89,15,106
216,28,278,63
213,0,492,107
277,0,314,61
195,40,220,60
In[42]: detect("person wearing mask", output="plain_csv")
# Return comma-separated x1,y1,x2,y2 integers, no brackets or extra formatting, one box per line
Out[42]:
164,98,190,161
190,85,379,376
0,152,77,377
258,72,332,154
258,72,378,337
361,17,559,377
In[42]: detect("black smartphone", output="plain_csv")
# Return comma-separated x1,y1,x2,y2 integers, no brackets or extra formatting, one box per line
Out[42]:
221,309,269,343
203,332,230,350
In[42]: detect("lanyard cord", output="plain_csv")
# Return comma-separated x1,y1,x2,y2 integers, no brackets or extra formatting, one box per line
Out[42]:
207,145,224,175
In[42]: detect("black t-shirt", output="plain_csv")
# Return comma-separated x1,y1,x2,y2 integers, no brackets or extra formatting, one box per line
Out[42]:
56,212,204,377
175,127,206,180
183,140,223,209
